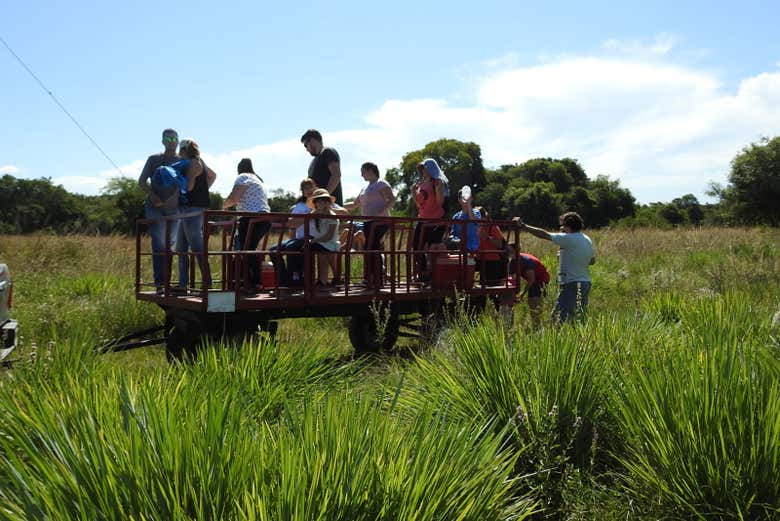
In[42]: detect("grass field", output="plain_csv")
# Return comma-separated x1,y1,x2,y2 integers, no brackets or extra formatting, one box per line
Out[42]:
1,227,779,519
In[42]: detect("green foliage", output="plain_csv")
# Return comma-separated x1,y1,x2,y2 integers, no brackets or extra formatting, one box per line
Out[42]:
399,318,612,514
617,195,708,229
712,136,780,226
102,176,147,234
615,294,780,519
267,187,297,213
0,343,533,520
0,174,85,233
478,159,635,227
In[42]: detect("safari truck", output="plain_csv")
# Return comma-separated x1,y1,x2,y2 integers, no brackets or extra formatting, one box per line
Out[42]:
0,263,19,362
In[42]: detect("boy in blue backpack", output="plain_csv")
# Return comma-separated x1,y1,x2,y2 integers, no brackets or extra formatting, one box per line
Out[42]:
138,128,182,293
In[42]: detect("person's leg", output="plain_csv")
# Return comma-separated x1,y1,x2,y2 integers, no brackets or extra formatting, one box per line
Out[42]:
185,209,210,288
284,238,305,286
526,287,541,329
554,282,577,324
575,281,591,318
175,209,191,288
146,202,167,288
424,225,447,281
246,221,270,286
270,240,292,286
366,223,387,286
232,217,249,289
413,222,426,276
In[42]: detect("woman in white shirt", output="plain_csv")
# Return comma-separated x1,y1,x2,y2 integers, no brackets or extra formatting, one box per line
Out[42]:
308,188,341,286
223,158,270,288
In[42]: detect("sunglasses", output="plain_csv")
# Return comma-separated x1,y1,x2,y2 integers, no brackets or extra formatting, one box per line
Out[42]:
163,136,179,143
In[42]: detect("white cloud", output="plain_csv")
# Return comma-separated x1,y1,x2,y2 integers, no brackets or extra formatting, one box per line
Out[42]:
72,39,780,204
51,175,109,193
602,34,680,57
1,165,21,175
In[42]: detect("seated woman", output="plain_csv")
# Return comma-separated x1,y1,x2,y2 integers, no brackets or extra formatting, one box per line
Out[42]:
444,187,481,253
343,162,396,287
222,158,270,291
308,188,341,287
270,178,315,286
475,206,506,285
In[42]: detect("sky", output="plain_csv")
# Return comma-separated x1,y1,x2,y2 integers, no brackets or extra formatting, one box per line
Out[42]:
2,0,779,205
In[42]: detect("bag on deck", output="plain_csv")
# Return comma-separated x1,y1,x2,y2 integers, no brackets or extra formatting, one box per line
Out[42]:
151,160,190,207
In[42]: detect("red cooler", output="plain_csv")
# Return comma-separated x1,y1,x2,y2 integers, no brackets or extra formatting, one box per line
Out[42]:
433,255,475,290
261,262,277,288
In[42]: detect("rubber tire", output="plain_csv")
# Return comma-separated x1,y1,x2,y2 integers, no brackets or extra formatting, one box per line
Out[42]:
348,313,399,355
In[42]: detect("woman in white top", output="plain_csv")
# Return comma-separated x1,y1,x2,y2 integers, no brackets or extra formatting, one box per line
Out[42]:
343,162,395,286
308,188,341,286
223,158,270,288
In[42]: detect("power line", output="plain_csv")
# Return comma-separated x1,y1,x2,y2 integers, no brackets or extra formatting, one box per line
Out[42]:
0,34,123,175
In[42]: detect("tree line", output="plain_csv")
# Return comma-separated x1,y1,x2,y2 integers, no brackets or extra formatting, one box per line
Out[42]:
2,136,778,235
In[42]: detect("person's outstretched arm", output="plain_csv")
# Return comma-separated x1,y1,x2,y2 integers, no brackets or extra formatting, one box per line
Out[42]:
512,217,552,241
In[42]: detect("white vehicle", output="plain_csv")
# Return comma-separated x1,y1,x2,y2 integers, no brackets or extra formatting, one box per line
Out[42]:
0,263,19,361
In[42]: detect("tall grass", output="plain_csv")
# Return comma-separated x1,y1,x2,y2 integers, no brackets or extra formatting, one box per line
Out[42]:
615,294,780,519
0,337,534,520
2,228,780,519
397,316,614,514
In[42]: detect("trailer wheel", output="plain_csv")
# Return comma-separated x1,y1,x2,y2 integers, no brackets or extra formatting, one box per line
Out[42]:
348,312,399,355
165,311,202,363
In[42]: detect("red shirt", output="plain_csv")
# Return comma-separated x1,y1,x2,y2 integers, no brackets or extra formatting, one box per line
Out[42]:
477,225,504,261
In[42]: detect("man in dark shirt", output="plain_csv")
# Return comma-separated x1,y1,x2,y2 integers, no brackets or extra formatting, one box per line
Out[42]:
301,129,342,205
137,128,181,291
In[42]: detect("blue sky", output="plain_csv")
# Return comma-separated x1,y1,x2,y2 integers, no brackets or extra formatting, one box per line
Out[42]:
2,0,779,204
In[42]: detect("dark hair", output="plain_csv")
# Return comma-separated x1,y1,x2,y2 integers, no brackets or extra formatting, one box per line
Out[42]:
295,178,316,203
300,129,322,143
361,162,380,178
237,158,254,174
475,206,488,219
560,212,584,231
162,128,178,138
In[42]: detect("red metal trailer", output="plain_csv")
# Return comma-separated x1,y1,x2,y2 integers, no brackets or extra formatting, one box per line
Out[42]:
130,211,522,360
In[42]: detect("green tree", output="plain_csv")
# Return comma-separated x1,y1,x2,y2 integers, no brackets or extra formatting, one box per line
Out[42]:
267,188,297,213
671,194,704,225
709,136,780,226
0,175,83,233
503,182,563,228
102,176,146,234
586,175,636,227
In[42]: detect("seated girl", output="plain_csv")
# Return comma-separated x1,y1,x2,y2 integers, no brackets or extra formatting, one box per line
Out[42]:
308,188,341,287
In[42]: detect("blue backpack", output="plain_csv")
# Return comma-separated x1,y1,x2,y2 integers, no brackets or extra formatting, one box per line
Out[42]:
151,159,190,206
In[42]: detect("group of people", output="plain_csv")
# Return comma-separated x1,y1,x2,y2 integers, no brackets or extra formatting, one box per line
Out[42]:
139,128,595,323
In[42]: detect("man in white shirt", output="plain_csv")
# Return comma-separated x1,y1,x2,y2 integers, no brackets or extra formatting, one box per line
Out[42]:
513,212,595,323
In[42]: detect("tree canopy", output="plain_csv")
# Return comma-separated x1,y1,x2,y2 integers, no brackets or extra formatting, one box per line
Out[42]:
709,136,780,226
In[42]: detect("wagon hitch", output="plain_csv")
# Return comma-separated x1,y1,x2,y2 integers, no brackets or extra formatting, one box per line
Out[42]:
96,325,169,354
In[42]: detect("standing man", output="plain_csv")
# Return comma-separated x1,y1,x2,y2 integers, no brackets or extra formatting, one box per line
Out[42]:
513,212,595,323
301,129,342,205
138,128,181,292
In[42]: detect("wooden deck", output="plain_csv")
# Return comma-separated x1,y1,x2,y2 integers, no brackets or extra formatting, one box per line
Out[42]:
138,281,516,314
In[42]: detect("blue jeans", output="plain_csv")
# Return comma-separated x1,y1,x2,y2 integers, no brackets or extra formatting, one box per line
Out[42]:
270,238,305,286
145,201,180,288
175,206,211,288
554,281,591,323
